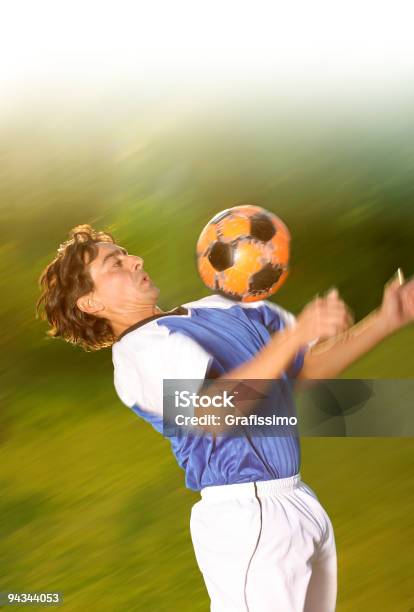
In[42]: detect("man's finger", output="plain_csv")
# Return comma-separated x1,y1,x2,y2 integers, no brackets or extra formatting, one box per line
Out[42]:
346,311,355,327
326,287,339,299
401,278,414,298
323,302,348,315
384,277,401,294
385,269,405,290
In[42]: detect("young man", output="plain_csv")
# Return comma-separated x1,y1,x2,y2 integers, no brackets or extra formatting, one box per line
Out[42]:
37,225,414,612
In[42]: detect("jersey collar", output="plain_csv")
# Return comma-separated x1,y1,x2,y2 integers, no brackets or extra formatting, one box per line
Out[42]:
116,306,188,341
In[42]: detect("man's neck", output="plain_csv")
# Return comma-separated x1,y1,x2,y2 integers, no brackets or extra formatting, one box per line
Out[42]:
111,305,163,339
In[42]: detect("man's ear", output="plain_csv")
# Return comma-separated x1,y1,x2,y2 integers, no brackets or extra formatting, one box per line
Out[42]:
76,294,104,315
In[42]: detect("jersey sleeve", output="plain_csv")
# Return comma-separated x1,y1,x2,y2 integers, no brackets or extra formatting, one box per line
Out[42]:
112,331,213,417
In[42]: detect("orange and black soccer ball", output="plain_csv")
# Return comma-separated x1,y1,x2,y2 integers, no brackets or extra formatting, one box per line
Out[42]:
196,205,290,302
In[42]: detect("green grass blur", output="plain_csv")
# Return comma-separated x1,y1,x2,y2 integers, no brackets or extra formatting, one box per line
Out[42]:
1,100,413,611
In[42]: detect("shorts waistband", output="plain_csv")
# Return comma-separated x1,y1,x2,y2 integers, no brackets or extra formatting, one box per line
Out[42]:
200,473,302,502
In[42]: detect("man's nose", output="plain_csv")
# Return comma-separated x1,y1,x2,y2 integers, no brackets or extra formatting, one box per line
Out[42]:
131,256,144,270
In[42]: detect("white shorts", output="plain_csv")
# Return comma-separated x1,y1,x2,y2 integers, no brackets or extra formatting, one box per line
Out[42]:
190,473,337,612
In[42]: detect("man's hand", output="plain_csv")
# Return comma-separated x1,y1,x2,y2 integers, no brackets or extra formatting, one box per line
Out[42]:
296,288,354,345
379,271,414,334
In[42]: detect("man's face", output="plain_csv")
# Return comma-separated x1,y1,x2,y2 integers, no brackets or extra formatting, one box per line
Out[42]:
85,242,160,316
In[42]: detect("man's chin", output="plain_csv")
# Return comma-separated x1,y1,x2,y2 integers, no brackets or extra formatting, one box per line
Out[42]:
139,278,159,294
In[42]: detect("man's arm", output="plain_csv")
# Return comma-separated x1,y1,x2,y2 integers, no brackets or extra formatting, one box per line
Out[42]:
297,308,388,380
298,275,414,380
194,289,351,432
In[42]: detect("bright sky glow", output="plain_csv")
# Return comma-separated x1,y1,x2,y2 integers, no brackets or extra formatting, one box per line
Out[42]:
1,0,413,104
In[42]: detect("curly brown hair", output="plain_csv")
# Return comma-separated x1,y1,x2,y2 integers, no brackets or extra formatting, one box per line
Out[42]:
36,224,118,351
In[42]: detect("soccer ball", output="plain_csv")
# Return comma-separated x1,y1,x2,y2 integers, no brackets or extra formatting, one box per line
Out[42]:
196,205,290,302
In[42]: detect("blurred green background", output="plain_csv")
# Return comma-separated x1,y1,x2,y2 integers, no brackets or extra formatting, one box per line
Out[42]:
1,96,414,611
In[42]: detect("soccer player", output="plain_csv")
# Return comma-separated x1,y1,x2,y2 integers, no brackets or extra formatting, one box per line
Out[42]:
36,225,414,612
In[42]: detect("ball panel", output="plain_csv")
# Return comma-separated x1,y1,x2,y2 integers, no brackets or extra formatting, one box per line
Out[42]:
269,233,289,265
196,223,218,257
214,285,243,301
273,216,291,239
248,263,284,292
241,268,289,302
220,266,251,296
217,214,251,241
208,241,234,271
233,239,265,274
250,213,276,241
197,255,217,288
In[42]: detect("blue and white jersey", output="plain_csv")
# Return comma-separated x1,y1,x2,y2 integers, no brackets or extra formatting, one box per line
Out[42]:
112,294,307,490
